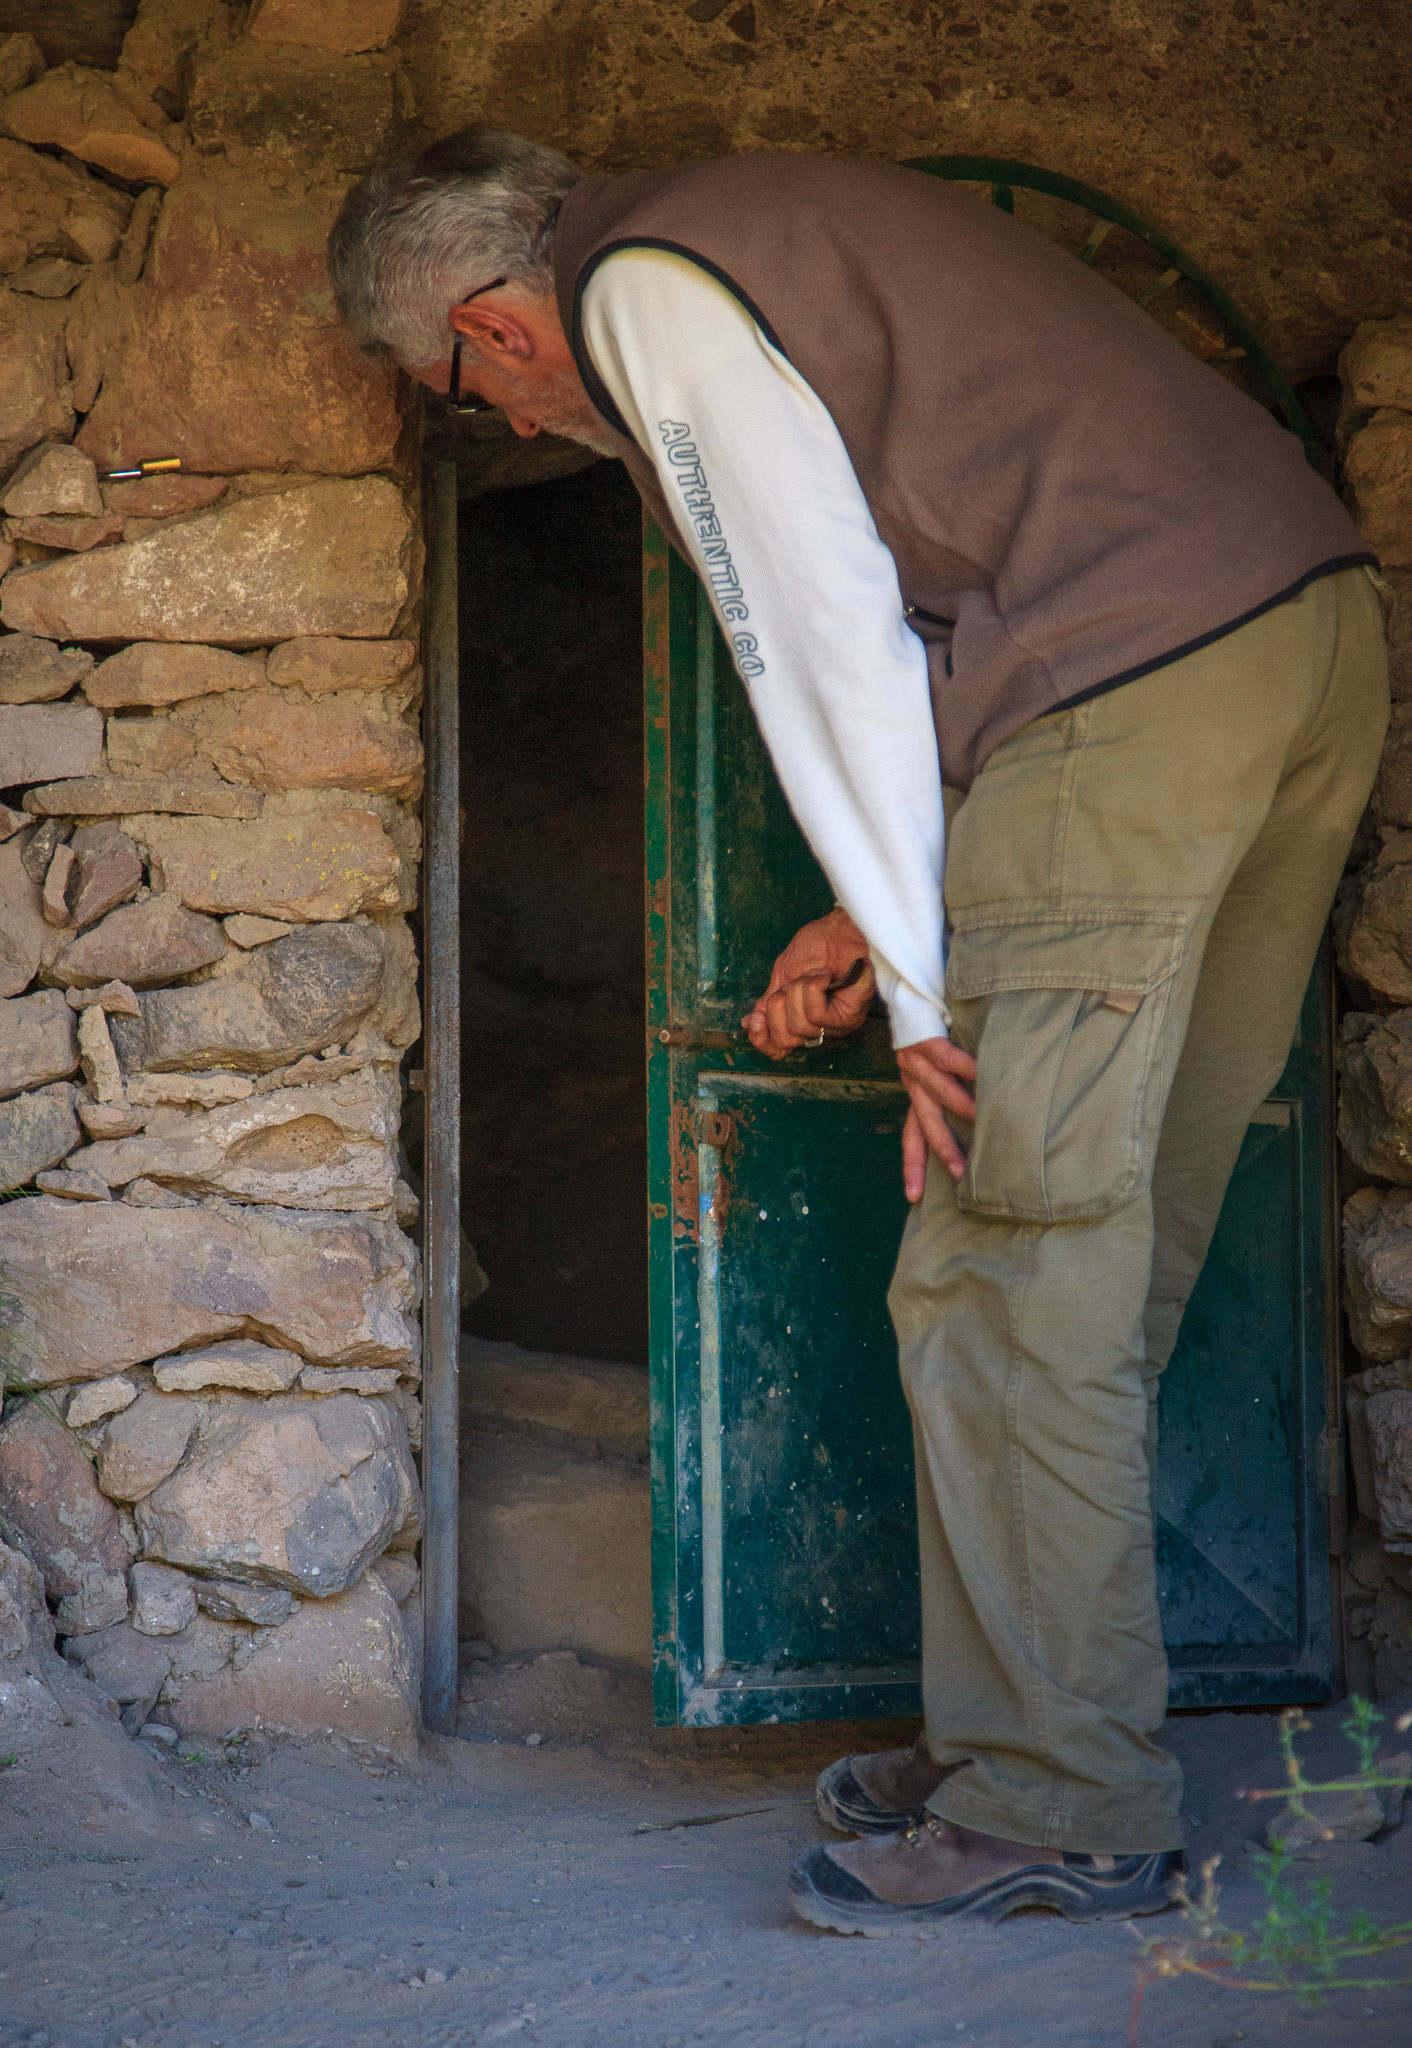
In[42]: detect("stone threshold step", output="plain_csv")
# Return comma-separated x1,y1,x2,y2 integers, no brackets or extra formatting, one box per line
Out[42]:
459,1337,647,1463
459,1432,650,1671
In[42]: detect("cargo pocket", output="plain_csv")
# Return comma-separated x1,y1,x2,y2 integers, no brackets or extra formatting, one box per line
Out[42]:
946,912,1190,1224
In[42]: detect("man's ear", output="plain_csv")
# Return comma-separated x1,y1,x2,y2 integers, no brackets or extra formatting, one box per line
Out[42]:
448,300,536,361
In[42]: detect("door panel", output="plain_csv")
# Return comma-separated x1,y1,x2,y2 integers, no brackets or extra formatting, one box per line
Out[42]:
1155,1086,1335,1706
645,527,1335,1725
703,1081,917,1675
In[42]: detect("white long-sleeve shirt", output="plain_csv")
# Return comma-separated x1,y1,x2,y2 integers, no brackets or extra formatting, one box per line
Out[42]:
580,247,949,1048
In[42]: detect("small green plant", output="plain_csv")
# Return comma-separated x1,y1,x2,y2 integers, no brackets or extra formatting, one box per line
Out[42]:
1130,1701,1412,2043
0,1280,99,1459
0,1285,69,1440
0,1364,96,1472
1,1370,70,1434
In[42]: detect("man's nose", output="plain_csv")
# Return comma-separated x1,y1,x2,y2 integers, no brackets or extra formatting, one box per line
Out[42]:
504,414,542,439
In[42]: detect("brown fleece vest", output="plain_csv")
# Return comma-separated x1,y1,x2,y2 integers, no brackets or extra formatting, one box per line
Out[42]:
551,154,1370,788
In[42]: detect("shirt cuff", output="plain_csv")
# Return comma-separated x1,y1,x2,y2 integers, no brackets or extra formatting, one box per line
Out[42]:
874,968,951,1050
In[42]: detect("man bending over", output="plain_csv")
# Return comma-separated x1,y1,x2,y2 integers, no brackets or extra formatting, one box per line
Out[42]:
329,128,1385,1935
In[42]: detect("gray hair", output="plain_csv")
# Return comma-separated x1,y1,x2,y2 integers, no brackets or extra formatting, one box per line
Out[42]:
328,125,583,367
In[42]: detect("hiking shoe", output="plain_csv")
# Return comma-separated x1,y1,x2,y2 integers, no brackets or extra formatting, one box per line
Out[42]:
815,1740,945,1835
790,1838,1186,1936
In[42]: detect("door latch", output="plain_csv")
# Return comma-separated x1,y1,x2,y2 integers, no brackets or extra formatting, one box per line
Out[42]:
655,1025,742,1051
694,1109,736,1150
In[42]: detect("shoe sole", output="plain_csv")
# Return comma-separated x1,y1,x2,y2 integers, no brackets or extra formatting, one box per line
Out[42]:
789,1863,1181,1937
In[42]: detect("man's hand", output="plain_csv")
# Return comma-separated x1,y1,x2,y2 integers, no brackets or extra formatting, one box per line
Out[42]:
897,1037,978,1201
744,907,876,1059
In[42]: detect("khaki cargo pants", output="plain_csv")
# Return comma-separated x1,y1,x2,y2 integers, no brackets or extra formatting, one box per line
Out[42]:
888,567,1388,1854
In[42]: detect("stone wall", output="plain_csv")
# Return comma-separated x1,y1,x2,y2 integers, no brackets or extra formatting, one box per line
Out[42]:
401,0,1412,385
0,0,426,1748
1335,315,1412,1699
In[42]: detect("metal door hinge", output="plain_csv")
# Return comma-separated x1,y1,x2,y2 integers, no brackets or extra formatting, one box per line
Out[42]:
1321,1426,1347,1554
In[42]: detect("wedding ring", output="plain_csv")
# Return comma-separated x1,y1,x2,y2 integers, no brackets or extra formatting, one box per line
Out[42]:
804,1032,825,1047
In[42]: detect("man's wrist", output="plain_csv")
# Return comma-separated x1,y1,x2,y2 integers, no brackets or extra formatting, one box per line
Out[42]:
888,990,951,1050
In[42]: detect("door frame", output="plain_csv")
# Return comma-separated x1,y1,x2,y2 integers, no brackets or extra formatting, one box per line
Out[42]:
419,456,463,1734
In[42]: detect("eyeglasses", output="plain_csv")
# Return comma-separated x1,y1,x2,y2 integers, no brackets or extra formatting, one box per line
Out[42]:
447,277,508,415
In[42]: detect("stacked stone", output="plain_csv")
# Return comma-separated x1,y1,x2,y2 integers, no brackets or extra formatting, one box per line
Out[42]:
1334,315,1412,1697
0,0,428,1746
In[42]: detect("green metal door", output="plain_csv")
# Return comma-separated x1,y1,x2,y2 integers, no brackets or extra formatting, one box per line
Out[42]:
645,536,1337,1727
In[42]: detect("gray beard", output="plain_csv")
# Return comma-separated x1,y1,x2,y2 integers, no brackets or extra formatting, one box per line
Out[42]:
493,364,623,459
532,404,622,460
542,417,622,459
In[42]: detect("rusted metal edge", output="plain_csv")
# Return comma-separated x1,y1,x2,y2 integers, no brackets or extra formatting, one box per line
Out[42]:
643,511,686,1725
420,459,461,1735
1319,938,1349,1697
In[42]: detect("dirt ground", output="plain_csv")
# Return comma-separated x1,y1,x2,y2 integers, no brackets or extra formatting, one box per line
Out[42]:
2,1658,1411,2048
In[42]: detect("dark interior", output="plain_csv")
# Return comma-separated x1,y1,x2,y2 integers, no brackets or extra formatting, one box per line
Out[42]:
456,460,649,1367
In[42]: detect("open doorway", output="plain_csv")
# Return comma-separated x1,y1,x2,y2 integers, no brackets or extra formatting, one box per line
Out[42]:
445,455,656,1691
456,458,649,1368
